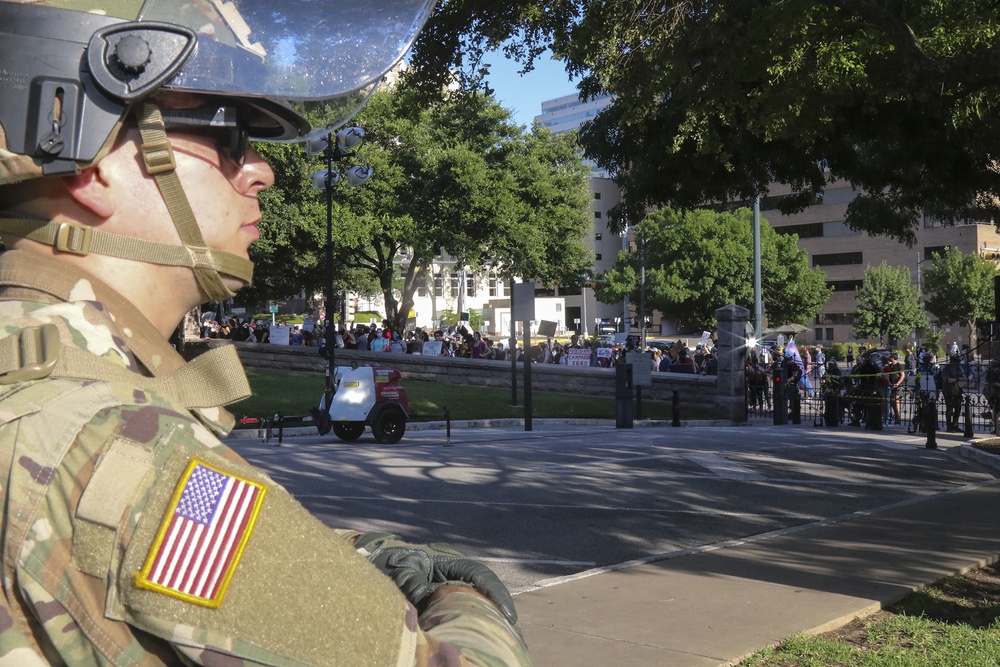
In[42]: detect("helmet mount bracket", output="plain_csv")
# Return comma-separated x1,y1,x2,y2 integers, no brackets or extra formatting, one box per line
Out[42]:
88,22,197,102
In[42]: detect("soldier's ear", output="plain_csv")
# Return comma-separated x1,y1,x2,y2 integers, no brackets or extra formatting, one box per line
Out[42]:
62,164,115,219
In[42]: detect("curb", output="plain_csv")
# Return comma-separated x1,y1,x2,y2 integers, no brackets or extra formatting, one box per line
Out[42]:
226,418,740,440
959,441,1000,472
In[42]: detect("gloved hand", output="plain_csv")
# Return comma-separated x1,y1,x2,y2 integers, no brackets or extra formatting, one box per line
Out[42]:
353,532,517,625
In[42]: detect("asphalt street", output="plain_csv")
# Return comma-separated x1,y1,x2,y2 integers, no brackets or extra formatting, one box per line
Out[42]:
230,423,999,595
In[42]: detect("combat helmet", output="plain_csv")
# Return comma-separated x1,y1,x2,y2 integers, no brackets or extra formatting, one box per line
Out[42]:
0,0,435,300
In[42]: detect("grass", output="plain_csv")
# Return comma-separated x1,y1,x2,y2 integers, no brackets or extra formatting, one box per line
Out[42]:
742,563,1000,666
229,369,714,423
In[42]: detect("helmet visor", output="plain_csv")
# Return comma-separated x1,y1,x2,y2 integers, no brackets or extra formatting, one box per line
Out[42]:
137,0,435,138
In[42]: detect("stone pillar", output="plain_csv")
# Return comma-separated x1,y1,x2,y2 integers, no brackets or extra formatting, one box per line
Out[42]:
715,304,750,422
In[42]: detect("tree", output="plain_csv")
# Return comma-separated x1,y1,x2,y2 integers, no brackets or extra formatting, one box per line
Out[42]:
252,86,592,332
407,1,1000,244
594,207,831,331
853,262,927,345
920,248,997,346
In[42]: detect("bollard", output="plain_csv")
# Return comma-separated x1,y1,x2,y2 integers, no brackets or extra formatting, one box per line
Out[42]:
824,392,839,427
444,407,451,441
925,398,937,449
773,367,787,425
866,400,882,431
791,390,801,424
272,412,284,447
964,393,974,438
671,389,681,427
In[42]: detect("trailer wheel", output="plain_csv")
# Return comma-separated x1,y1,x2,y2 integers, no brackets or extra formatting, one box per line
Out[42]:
332,422,365,442
372,406,406,444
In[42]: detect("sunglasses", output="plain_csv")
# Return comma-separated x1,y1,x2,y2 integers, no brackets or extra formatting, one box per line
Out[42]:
160,105,250,167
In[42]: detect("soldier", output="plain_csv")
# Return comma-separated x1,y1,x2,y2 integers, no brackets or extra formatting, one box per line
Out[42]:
0,0,531,665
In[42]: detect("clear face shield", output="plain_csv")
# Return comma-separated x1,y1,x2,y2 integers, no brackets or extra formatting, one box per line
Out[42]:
134,0,434,139
0,0,435,177
0,0,434,302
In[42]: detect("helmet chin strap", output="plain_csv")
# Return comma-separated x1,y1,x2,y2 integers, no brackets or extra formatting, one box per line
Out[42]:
0,101,254,303
133,100,252,302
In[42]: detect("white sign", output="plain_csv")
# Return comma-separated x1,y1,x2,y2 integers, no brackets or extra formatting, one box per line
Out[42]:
626,352,653,386
422,340,443,356
269,325,290,345
566,348,591,367
302,318,316,332
698,331,712,349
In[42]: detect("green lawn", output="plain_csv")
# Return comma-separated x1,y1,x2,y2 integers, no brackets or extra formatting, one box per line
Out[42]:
743,565,1000,667
230,369,713,423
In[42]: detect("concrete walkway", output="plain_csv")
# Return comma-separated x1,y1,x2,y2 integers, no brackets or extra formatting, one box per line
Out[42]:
514,444,1000,666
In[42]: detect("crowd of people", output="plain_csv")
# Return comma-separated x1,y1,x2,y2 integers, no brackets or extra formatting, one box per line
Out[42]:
748,338,1000,433
200,316,720,373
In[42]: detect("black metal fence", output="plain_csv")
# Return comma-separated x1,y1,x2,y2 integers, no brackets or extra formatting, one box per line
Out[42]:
747,355,1000,435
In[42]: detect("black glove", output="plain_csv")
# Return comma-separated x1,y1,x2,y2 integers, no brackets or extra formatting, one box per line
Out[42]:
354,532,517,625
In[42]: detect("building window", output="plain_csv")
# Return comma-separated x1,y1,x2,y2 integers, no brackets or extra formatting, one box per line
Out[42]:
594,192,602,200
433,274,443,298
923,246,949,261
759,191,823,211
449,274,460,296
817,313,856,325
815,328,823,341
595,253,602,261
813,252,863,267
595,233,603,241
594,211,602,219
775,223,824,239
466,275,476,297
488,276,498,297
826,280,864,292
826,328,834,340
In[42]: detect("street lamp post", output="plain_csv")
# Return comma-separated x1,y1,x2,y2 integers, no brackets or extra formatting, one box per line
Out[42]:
753,197,764,342
308,127,372,404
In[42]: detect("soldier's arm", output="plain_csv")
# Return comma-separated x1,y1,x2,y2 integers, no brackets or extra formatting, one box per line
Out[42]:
19,399,530,667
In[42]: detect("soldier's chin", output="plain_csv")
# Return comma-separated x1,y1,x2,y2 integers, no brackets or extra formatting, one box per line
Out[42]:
224,276,250,294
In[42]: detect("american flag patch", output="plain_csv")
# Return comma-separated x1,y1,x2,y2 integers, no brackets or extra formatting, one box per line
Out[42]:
136,459,267,607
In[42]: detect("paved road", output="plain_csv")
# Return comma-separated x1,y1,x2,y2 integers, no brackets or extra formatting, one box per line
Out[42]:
230,424,998,594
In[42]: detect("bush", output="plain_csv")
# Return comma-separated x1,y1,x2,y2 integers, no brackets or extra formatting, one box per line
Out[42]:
825,342,847,363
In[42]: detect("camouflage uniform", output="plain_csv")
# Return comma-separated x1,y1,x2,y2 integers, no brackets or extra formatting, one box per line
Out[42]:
0,250,532,666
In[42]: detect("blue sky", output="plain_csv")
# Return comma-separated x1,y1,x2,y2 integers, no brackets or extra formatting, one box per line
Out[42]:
483,49,578,128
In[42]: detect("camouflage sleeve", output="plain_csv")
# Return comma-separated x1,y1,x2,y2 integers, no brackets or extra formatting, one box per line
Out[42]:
5,374,531,666
333,529,533,666
416,590,533,667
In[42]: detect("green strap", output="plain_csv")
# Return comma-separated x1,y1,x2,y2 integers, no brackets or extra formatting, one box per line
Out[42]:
135,101,241,302
0,330,250,408
0,217,253,282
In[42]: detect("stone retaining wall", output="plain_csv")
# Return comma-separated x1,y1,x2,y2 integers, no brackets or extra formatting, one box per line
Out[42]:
183,340,722,414
183,304,750,422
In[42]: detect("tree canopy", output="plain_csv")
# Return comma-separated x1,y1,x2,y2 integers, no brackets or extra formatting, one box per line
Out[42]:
594,207,831,331
407,1,1000,244
249,86,592,331
920,248,997,341
853,262,926,344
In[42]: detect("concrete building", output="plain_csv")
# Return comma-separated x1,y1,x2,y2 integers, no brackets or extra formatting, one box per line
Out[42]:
763,178,1000,349
533,93,669,338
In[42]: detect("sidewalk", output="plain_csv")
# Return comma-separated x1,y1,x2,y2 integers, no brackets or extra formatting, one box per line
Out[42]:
514,444,1000,667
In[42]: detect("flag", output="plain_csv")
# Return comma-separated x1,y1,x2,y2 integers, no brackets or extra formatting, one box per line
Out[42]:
137,459,266,608
785,337,804,372
785,337,814,393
